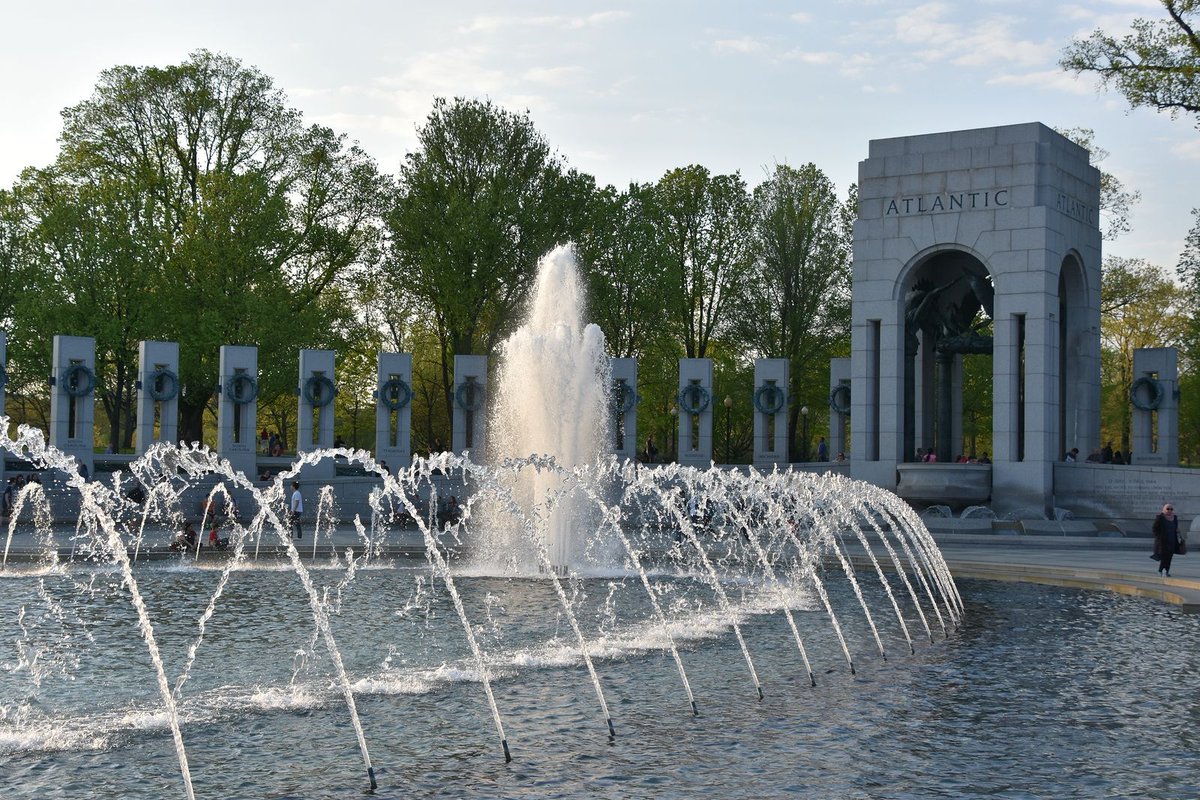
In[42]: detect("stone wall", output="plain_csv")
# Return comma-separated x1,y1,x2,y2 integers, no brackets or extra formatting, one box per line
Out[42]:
1053,462,1200,537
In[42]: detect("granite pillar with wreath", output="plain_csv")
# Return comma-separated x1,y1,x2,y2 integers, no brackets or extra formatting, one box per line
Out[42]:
677,358,714,467
752,358,788,468
135,340,181,455
452,355,487,459
217,345,259,479
49,335,97,480
611,357,638,460
376,352,414,470
828,357,851,463
297,349,337,479
1130,347,1179,466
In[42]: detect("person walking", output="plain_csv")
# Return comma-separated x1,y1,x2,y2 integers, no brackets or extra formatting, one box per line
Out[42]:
289,481,304,540
1152,503,1181,577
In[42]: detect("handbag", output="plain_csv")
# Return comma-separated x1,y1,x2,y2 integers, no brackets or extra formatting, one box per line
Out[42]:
1178,536,1188,556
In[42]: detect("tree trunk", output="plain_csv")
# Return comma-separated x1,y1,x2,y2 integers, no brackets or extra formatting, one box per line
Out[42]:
179,400,207,445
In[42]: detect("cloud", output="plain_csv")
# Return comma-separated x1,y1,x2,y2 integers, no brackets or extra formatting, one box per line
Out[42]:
458,11,630,34
790,12,813,24
1171,138,1200,162
893,2,1057,69
712,36,767,54
523,66,586,87
987,68,1099,94
780,48,839,65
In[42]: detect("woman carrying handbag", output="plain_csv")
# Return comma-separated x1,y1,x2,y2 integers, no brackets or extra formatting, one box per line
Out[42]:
1152,503,1183,577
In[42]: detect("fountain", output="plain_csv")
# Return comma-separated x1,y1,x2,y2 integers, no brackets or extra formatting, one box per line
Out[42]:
0,245,965,798
481,244,613,574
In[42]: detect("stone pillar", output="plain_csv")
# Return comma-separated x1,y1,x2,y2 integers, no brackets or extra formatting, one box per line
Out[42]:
135,341,180,454
1131,347,1179,466
452,355,487,459
611,357,638,460
50,335,97,479
936,351,954,462
753,358,789,468
296,349,336,480
376,352,413,471
951,355,965,458
218,345,258,480
677,358,713,467
828,357,850,463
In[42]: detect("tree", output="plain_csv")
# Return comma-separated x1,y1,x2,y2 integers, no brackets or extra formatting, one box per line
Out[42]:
12,168,163,449
1100,257,1187,454
652,165,755,359
386,97,592,430
0,188,49,430
1061,1,1200,125
574,182,672,359
13,50,389,447
1176,209,1200,461
736,164,853,455
1177,207,1200,351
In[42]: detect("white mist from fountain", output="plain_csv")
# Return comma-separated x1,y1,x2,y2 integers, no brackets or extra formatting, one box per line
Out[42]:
482,243,613,573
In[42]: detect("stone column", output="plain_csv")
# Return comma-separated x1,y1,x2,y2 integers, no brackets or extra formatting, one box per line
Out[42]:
611,357,638,460
677,358,713,467
296,349,336,480
50,335,97,479
218,345,258,480
1131,347,1179,466
753,358,789,468
452,355,487,459
936,351,954,462
135,341,180,455
376,352,413,471
828,357,850,463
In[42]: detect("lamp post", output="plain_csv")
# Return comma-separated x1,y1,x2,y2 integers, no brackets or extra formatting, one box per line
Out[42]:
669,404,678,462
801,405,810,462
723,395,733,464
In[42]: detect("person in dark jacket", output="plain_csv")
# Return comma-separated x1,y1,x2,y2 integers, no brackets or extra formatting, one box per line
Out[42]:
1152,503,1181,577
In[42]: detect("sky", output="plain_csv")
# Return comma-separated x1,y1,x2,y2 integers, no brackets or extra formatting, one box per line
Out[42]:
1,0,1197,268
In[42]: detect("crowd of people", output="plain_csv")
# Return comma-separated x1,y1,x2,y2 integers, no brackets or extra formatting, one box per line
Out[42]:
259,428,284,457
1070,441,1131,464
915,449,991,464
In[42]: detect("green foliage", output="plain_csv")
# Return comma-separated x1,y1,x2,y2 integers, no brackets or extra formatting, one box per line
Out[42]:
652,165,755,359
739,164,854,455
4,57,874,463
574,182,672,359
1100,256,1187,453
1175,209,1200,460
386,97,591,436
1060,0,1200,124
8,50,389,448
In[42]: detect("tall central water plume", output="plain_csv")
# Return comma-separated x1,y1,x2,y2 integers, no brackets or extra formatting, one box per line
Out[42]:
480,244,613,573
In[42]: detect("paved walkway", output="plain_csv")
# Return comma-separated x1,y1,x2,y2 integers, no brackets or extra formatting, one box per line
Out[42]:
931,533,1200,612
